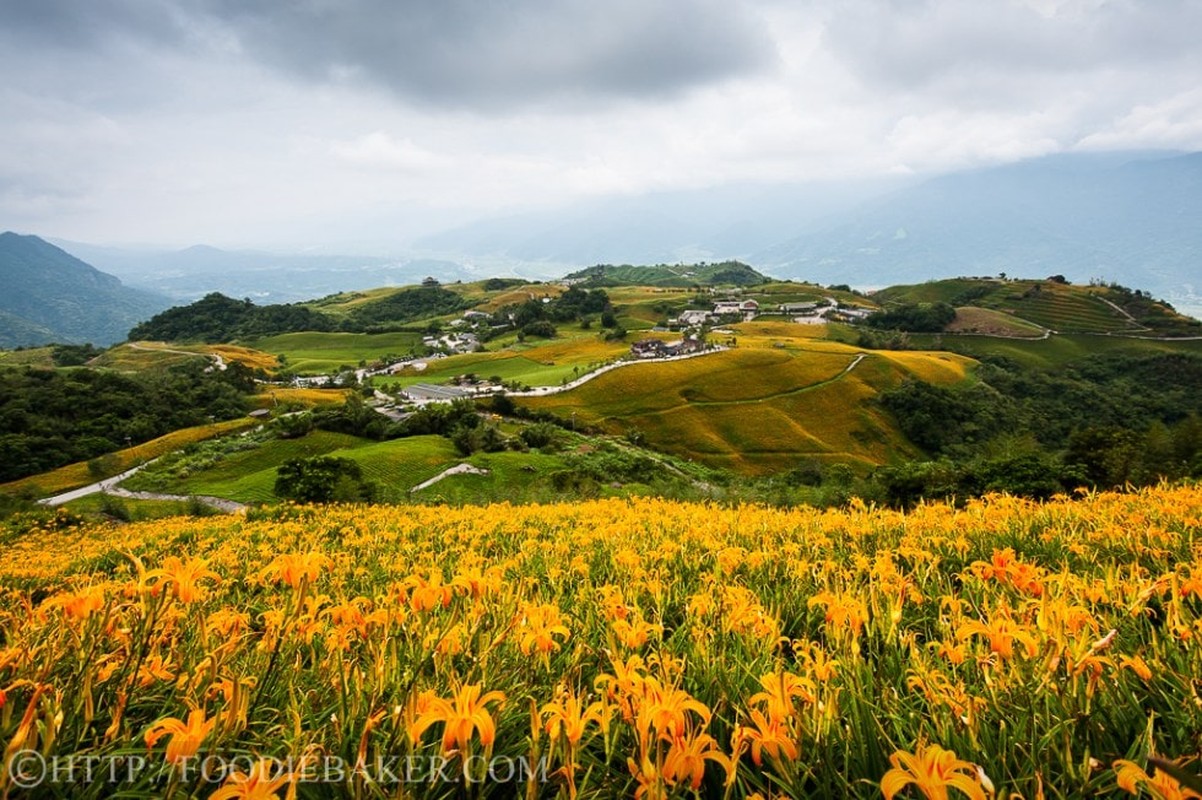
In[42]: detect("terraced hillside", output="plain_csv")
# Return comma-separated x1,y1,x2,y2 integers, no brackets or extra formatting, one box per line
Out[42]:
520,329,973,473
873,277,1200,335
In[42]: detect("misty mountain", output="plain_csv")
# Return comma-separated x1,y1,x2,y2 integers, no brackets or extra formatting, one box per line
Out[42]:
0,232,171,347
416,180,903,267
754,151,1202,309
50,241,477,304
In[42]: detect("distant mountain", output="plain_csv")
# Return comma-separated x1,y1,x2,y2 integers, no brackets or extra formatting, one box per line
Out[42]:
415,180,904,267
0,232,171,347
754,151,1202,312
51,240,477,304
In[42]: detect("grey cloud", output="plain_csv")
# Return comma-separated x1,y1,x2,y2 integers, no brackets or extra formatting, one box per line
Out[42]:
202,0,776,108
1,0,777,110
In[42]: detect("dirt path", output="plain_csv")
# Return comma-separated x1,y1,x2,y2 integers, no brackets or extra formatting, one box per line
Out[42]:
127,342,227,370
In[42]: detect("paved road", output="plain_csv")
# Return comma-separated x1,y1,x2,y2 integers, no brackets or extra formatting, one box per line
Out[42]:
506,346,729,398
38,460,246,513
410,463,490,493
39,463,151,506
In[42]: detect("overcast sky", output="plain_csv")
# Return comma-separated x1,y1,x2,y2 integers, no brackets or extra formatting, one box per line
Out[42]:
2,0,1200,251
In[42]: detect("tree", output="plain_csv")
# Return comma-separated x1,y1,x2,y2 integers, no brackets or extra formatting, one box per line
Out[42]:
274,456,376,503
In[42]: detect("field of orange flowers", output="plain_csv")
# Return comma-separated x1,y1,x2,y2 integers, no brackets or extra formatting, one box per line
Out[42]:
3,485,1202,798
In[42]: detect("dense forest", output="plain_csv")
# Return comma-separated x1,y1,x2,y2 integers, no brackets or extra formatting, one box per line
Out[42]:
0,361,255,482
870,351,1202,505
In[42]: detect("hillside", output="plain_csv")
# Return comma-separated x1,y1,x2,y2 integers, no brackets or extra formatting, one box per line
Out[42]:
0,232,171,347
519,325,972,474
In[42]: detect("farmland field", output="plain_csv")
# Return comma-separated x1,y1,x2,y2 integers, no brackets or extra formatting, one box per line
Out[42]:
2,485,1201,797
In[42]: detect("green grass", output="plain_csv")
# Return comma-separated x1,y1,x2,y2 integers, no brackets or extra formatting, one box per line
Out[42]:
250,331,423,374
334,436,462,497
0,346,56,367
89,342,208,372
948,307,1047,337
412,450,569,504
381,331,629,390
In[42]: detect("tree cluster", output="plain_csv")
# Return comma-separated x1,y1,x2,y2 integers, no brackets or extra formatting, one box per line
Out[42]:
0,362,253,482
863,302,957,333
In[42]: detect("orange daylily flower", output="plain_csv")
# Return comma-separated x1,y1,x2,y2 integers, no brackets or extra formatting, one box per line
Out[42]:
749,670,816,720
410,682,506,755
662,726,734,791
542,690,609,745
208,757,292,800
260,553,329,589
958,614,1039,660
52,585,107,620
733,708,800,767
881,743,989,800
145,708,215,765
518,602,571,656
145,556,221,603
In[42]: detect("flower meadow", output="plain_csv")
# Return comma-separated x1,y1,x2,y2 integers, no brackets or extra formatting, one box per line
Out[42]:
2,486,1202,798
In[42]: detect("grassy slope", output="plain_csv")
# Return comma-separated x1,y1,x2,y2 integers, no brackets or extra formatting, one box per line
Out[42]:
910,331,1202,369
249,331,423,374
946,307,1048,337
0,346,57,368
382,332,631,389
411,450,570,504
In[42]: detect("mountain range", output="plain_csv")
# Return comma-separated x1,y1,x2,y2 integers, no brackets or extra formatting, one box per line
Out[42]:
0,232,171,348
49,241,476,304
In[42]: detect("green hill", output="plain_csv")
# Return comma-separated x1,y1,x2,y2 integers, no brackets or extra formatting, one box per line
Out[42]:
562,260,769,287
0,232,170,347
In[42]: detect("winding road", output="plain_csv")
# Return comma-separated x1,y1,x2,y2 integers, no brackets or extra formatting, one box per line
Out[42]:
38,460,247,513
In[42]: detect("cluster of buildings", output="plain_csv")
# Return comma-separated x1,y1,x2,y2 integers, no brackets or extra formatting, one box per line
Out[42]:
421,331,480,354
671,299,761,327
629,337,706,359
